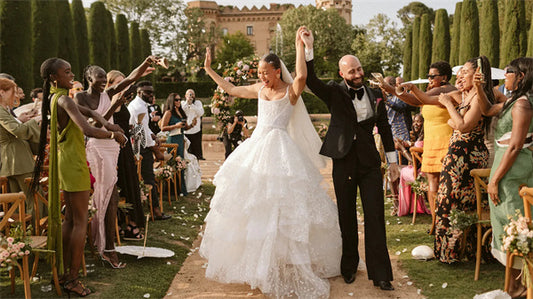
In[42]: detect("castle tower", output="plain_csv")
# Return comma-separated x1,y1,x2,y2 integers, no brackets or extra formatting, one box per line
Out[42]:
315,0,352,25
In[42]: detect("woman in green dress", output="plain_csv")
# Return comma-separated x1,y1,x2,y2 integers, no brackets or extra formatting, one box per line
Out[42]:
475,57,533,298
32,58,127,296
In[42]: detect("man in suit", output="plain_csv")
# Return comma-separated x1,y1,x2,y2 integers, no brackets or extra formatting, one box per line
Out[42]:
301,29,398,290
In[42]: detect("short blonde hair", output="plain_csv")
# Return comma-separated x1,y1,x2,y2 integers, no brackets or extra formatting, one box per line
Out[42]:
106,70,126,88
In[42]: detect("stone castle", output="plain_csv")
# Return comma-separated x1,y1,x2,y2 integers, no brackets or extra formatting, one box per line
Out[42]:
187,0,352,55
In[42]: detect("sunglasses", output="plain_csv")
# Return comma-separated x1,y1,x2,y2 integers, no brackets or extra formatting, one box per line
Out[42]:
427,74,441,79
142,90,154,94
174,98,181,102
506,68,518,74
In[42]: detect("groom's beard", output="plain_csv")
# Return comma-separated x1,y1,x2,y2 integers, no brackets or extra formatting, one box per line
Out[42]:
345,78,364,89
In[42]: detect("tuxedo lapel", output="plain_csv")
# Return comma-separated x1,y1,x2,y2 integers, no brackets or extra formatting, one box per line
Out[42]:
364,85,377,116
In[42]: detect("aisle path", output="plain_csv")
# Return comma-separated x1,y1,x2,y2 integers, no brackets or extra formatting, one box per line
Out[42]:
165,140,423,298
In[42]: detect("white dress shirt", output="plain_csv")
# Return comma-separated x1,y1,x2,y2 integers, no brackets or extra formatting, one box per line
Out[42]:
181,99,204,134
128,96,155,147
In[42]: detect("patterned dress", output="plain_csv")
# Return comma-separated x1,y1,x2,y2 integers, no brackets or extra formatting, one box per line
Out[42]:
434,102,489,263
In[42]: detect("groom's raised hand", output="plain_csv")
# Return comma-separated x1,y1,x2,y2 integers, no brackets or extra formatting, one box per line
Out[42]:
300,27,314,49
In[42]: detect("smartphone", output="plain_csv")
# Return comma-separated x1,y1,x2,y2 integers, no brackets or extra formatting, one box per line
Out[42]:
477,58,482,74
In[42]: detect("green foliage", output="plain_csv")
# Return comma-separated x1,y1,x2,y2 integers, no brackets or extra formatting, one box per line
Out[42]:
418,14,432,77
56,0,79,81
449,2,462,67
431,9,450,63
105,8,117,70
529,5,533,56
501,0,527,67
277,5,354,77
115,14,130,74
397,1,434,28
402,28,412,80
479,0,500,66
410,16,420,80
0,0,33,94
351,14,404,76
183,7,219,64
458,0,479,64
88,1,110,70
215,31,254,66
129,21,142,68
72,0,89,80
140,28,152,58
32,0,58,90
153,81,217,99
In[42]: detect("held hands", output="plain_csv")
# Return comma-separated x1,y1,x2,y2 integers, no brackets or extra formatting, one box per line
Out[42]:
113,131,128,147
299,26,313,49
105,122,124,134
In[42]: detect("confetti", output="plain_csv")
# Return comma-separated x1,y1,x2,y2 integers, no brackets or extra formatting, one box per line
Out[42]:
143,293,150,298
442,282,448,288
407,281,413,286
395,251,401,255
348,292,354,296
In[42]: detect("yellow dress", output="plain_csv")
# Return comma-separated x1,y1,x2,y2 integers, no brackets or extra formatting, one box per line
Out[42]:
421,105,452,173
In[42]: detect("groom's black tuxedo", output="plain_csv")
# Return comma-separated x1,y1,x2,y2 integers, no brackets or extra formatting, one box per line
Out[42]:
306,59,394,282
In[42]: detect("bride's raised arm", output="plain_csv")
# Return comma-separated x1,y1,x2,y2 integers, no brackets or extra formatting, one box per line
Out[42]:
289,26,308,105
204,47,259,99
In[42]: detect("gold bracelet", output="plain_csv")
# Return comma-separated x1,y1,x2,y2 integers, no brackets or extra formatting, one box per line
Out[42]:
110,132,114,139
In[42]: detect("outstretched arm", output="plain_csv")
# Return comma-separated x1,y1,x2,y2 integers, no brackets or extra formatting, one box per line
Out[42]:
474,71,504,117
204,48,259,99
105,56,157,99
290,26,308,105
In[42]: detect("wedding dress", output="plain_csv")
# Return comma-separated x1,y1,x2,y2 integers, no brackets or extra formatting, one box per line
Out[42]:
200,86,342,298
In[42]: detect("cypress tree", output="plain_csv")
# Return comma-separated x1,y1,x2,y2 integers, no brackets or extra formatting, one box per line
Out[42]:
402,28,412,81
0,0,33,94
88,1,109,70
410,16,421,80
432,9,450,63
56,0,78,78
528,4,533,56
72,0,89,80
458,0,479,64
130,22,142,68
32,0,59,89
115,14,130,74
140,29,152,59
501,0,527,67
419,14,432,77
479,0,500,67
105,9,117,70
449,2,462,67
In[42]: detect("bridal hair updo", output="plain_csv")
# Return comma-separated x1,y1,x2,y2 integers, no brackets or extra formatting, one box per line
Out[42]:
261,53,283,80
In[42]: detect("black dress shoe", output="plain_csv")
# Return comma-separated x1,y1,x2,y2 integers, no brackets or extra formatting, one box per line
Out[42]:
342,273,356,284
373,280,394,290
154,214,171,220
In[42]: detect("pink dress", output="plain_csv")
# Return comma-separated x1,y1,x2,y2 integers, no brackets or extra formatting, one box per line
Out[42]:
397,141,431,216
86,92,120,255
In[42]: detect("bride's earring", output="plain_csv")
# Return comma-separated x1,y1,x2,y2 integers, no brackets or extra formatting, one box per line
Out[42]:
276,74,280,79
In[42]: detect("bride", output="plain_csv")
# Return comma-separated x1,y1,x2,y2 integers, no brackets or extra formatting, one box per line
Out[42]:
200,27,342,298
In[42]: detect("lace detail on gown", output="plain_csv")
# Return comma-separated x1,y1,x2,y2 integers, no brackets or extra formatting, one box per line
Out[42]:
199,87,342,298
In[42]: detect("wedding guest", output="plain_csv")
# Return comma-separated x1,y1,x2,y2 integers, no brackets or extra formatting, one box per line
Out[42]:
33,58,126,296
75,56,155,267
222,110,249,159
182,89,204,160
68,81,84,99
476,57,533,298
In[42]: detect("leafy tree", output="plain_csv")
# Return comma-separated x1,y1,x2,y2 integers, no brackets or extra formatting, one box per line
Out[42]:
72,0,89,80
479,0,500,66
129,21,142,67
449,2,462,67
277,5,354,77
500,0,527,67
431,9,450,63
56,0,78,80
105,8,117,70
402,28,412,80
410,15,420,80
458,0,479,64
215,31,255,66
397,1,434,28
418,14,432,78
140,28,151,58
115,14,130,73
351,14,403,76
528,4,533,56
88,1,110,70
183,7,220,65
0,0,33,94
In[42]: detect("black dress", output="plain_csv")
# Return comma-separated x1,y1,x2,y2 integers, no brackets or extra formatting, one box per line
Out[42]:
114,104,145,226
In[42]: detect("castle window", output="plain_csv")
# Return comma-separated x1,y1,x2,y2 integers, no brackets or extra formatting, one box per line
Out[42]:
222,28,228,36
247,26,253,36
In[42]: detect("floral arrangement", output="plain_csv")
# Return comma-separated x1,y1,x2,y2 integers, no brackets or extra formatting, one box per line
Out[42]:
155,165,174,180
316,123,328,140
165,155,188,172
1,224,32,271
408,174,428,196
210,57,259,125
139,180,150,202
501,210,533,288
449,208,479,231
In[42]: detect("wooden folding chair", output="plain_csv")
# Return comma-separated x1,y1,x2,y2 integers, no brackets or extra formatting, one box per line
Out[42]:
470,168,492,281
1,192,32,298
159,143,179,205
409,147,427,225
505,185,533,299
134,154,155,221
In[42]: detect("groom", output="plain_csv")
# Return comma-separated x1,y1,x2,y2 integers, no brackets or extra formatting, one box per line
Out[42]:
301,29,398,290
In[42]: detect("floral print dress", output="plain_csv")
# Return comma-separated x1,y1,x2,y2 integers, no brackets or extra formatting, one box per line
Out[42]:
434,101,489,263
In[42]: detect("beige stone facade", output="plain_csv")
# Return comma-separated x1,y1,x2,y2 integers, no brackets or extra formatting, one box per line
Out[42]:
187,0,352,56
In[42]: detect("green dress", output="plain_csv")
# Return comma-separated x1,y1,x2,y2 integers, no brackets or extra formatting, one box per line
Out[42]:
490,96,533,268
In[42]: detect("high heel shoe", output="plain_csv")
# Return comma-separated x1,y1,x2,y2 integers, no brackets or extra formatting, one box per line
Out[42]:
63,278,92,297
123,224,144,241
100,250,126,269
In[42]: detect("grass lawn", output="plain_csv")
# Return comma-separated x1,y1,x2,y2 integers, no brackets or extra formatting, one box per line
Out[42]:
380,196,506,299
1,184,214,298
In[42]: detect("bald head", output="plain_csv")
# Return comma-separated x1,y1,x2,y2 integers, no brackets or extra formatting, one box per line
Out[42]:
338,55,364,89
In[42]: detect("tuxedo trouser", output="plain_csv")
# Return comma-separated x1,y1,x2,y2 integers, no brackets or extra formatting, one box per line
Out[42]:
332,141,393,282
140,147,159,209
185,131,203,159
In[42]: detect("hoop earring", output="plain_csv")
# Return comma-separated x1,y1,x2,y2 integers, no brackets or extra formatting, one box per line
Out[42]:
52,80,58,88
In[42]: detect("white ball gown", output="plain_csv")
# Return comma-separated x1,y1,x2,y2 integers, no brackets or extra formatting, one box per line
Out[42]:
200,87,342,298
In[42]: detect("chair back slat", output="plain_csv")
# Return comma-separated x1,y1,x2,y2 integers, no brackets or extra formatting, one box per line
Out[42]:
0,192,26,233
521,186,533,221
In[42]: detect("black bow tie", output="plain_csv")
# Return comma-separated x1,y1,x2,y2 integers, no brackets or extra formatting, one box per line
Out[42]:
349,88,365,100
